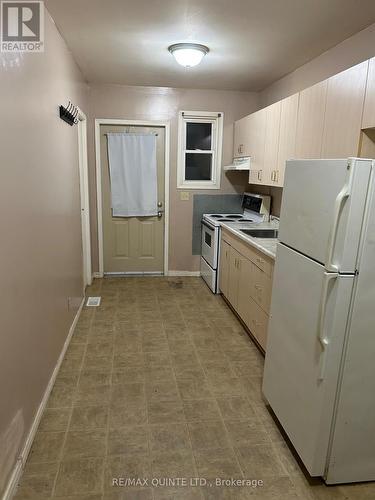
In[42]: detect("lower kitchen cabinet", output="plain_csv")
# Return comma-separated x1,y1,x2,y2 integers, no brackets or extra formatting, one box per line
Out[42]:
237,254,253,322
219,239,230,297
246,297,269,350
228,248,241,310
219,229,274,351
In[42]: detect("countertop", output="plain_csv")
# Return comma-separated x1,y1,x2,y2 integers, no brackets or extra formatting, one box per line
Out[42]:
221,220,279,260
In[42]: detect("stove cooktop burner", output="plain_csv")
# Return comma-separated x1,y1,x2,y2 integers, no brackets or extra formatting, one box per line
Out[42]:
219,218,236,222
227,215,243,219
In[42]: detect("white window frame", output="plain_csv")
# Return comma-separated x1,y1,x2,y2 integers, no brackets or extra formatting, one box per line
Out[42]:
177,110,224,190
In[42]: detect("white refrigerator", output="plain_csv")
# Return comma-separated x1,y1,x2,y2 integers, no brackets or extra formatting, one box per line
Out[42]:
262,158,375,484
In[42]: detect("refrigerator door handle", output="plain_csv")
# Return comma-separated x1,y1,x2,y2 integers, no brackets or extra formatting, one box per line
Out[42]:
325,164,354,272
317,271,339,381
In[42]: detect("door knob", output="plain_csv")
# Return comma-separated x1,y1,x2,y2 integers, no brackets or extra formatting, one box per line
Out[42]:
157,211,163,218
157,201,163,207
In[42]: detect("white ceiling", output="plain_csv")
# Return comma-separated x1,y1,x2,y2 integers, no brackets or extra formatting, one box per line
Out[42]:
46,0,375,91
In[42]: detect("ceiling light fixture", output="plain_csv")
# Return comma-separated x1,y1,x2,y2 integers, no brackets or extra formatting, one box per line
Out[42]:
168,43,209,68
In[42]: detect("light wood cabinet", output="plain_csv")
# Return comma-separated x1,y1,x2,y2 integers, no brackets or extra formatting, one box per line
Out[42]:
248,108,267,184
233,115,251,157
251,264,272,312
295,79,327,159
228,248,241,309
220,228,274,351
273,93,299,187
232,58,371,187
237,255,253,322
263,101,282,186
219,239,230,297
362,57,375,129
247,297,269,350
321,61,368,157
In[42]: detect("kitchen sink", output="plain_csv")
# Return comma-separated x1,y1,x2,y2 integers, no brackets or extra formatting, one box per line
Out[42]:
240,229,279,238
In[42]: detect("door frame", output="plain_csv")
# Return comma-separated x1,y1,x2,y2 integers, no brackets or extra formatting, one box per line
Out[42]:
95,118,170,276
77,108,92,289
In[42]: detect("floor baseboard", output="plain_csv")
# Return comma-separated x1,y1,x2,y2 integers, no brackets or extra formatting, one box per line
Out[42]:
167,271,201,277
2,298,85,500
93,271,201,278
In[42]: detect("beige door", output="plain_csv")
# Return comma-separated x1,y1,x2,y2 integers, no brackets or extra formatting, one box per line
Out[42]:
100,124,165,274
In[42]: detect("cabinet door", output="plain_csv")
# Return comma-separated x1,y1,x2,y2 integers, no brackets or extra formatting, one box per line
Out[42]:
250,265,273,313
363,58,375,129
219,239,231,296
275,93,299,187
263,101,282,186
237,255,253,322
248,108,267,184
227,248,241,310
321,61,368,157
234,115,251,157
295,80,327,159
247,297,269,350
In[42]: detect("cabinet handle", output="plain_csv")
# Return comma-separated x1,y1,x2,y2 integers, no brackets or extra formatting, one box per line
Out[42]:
274,170,279,183
257,170,262,181
271,170,274,182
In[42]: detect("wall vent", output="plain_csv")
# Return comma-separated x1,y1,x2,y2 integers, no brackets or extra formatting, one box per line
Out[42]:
86,297,101,307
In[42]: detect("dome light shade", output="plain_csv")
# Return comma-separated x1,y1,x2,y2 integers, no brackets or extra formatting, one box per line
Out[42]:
168,43,209,68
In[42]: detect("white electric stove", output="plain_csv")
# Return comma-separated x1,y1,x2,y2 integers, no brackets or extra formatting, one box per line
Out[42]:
200,193,271,293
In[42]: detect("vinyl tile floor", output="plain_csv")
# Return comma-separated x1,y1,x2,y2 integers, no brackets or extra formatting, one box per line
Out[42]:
14,277,375,499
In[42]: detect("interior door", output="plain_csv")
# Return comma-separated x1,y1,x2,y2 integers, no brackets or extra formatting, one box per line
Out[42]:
101,124,165,274
262,243,354,476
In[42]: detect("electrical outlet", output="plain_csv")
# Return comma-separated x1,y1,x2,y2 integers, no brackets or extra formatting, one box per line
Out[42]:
180,191,190,201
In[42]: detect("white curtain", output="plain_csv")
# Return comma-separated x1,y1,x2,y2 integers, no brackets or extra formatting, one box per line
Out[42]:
107,133,158,217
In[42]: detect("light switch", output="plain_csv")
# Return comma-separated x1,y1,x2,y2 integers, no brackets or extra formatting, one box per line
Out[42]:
180,191,190,201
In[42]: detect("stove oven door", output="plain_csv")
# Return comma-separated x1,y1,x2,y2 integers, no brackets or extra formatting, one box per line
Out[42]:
201,221,218,269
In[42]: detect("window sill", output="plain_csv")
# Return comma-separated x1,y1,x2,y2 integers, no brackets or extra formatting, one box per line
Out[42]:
177,182,221,190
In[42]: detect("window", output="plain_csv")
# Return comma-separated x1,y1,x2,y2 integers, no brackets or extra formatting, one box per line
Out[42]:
177,110,223,189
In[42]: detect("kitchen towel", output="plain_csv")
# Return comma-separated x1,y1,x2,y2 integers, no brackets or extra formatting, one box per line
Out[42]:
107,133,157,217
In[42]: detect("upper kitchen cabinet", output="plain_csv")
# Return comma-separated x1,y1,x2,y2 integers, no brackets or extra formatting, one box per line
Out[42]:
248,108,267,184
262,101,282,186
273,94,299,187
233,114,251,157
321,61,368,157
362,57,375,129
295,79,327,158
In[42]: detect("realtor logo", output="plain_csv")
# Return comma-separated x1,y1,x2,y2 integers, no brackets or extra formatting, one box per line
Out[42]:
1,1,44,52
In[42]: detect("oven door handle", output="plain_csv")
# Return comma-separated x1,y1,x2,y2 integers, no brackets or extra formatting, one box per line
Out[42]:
201,220,216,231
